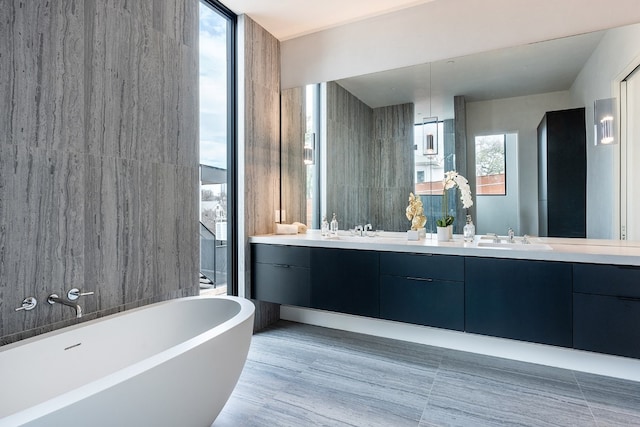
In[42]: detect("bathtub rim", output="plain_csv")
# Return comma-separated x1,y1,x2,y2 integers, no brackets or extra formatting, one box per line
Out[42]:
0,295,255,427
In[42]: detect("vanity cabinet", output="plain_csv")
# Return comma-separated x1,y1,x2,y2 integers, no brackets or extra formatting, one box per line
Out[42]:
465,257,573,347
310,247,379,317
573,263,640,358
379,252,464,330
251,244,311,307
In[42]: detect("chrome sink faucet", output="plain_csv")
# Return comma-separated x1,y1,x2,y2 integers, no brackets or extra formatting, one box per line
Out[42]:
354,225,364,236
48,293,83,318
486,233,500,243
508,227,515,243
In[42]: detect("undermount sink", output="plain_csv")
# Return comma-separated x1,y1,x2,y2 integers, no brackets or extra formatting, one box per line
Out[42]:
476,241,553,251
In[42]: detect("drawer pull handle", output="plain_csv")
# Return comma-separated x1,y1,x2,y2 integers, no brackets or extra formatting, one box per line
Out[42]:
273,263,291,268
406,276,433,282
617,296,640,302
615,265,640,272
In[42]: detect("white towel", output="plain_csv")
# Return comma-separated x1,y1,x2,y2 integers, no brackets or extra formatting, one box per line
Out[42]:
275,223,299,235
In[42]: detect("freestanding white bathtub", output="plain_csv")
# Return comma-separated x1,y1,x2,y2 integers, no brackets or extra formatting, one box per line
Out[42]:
0,295,255,427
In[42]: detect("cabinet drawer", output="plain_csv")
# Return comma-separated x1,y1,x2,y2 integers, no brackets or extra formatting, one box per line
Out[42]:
252,263,310,307
573,263,640,298
380,252,464,282
380,275,464,331
574,292,640,359
252,244,310,268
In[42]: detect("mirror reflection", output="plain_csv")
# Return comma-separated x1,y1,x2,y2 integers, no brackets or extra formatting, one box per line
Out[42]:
280,22,640,239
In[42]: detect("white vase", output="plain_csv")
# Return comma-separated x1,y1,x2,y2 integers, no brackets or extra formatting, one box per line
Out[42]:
437,225,452,242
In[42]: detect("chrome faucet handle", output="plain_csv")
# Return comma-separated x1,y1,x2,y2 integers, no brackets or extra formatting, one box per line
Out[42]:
522,234,530,244
364,224,373,231
67,288,95,301
15,297,37,312
486,233,500,243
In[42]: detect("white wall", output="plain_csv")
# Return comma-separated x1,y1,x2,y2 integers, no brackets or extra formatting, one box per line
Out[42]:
570,24,640,238
466,91,571,235
281,0,640,89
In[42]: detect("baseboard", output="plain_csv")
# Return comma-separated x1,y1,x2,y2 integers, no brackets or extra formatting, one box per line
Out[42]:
280,305,640,382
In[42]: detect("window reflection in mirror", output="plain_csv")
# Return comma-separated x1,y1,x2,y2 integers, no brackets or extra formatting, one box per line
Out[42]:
305,84,321,228
475,134,506,196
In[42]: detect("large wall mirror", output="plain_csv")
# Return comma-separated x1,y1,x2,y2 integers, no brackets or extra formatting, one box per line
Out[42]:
280,21,640,240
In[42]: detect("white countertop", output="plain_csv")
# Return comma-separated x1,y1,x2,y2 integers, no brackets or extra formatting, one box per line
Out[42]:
250,230,640,266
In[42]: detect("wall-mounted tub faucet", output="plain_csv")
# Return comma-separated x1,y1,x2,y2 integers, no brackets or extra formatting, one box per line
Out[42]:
15,297,37,312
67,288,94,301
48,293,83,319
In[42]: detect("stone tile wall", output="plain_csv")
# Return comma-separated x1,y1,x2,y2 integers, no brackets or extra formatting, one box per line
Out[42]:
0,0,199,345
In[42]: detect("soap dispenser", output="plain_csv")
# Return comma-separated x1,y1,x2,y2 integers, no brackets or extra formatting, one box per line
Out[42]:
463,215,475,243
321,216,329,236
330,213,339,236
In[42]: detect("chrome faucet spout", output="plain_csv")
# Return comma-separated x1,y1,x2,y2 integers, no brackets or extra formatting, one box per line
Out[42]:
48,294,82,319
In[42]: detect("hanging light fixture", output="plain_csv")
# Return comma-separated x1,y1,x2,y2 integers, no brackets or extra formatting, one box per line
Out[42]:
303,132,315,165
594,98,616,145
423,63,438,156
422,117,438,155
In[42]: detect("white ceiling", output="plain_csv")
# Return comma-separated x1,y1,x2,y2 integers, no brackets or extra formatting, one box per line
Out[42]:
337,30,605,120
219,0,436,40
219,0,608,121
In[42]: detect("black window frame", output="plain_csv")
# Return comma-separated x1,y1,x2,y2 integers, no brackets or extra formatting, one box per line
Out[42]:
200,0,238,296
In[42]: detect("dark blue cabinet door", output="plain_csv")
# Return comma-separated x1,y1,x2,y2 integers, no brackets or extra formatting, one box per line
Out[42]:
380,275,464,330
574,292,640,359
310,248,379,318
465,257,572,347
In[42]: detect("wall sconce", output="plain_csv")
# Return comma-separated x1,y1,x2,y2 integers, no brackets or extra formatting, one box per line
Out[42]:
422,116,438,155
304,132,315,165
594,98,616,145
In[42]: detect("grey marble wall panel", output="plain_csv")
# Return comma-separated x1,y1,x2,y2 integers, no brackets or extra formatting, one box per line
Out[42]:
0,0,84,151
0,0,199,345
152,0,197,47
0,145,85,338
326,82,414,231
280,87,307,224
241,16,281,331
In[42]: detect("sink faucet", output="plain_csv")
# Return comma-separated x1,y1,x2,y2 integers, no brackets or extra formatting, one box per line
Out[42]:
48,293,83,319
508,227,515,243
354,225,364,236
364,224,373,236
486,233,500,243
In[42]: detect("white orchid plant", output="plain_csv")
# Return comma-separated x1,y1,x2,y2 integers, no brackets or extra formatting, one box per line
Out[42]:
436,171,473,227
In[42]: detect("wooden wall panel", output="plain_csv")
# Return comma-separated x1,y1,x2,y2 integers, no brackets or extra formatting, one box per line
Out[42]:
240,16,282,331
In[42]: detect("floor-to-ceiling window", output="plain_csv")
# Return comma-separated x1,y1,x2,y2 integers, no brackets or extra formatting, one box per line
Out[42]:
199,0,237,295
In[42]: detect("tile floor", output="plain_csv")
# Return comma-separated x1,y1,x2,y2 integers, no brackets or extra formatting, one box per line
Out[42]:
214,321,640,426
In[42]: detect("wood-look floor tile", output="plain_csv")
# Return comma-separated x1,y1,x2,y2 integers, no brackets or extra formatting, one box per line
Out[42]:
575,371,640,419
420,367,596,426
216,321,640,427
